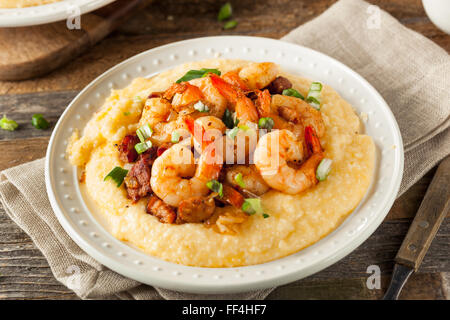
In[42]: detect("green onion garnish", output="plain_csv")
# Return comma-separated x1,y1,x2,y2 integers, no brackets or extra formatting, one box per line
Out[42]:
238,124,250,131
171,131,180,143
282,88,305,100
123,112,131,116
206,179,223,197
234,173,245,188
306,82,322,110
316,158,332,181
31,114,50,130
258,117,274,131
242,198,264,216
0,115,18,131
104,166,129,187
222,109,239,129
223,20,238,30
262,213,270,219
218,2,232,21
135,141,152,154
193,101,209,112
176,68,221,83
136,124,153,142
226,127,239,140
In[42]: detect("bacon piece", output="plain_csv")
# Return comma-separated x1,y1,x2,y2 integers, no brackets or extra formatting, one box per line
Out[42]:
177,196,216,223
147,195,177,224
118,134,139,163
217,185,245,209
124,149,156,202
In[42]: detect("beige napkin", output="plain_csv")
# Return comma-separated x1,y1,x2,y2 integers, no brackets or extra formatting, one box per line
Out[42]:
0,0,449,300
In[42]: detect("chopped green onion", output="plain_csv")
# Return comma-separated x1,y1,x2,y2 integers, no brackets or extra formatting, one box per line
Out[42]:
0,115,18,131
316,158,332,181
218,2,232,21
123,111,131,116
258,117,274,131
262,213,270,219
306,82,322,110
176,68,221,83
238,124,250,131
242,198,264,216
104,166,128,187
226,127,240,140
171,131,181,143
222,109,239,129
234,173,245,188
193,101,209,112
282,88,305,100
223,20,238,30
135,141,152,154
206,179,223,197
31,114,50,130
133,96,142,103
136,124,153,142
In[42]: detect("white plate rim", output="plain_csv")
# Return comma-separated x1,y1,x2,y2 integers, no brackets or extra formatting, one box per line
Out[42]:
0,0,115,27
45,36,404,294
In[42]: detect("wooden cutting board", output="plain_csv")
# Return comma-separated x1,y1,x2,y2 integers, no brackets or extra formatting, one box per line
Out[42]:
0,0,147,81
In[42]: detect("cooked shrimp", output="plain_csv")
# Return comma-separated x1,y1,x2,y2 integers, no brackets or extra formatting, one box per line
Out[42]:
225,164,270,196
210,74,259,123
139,98,172,127
271,94,325,138
188,77,228,118
221,71,250,91
238,62,279,90
255,89,304,139
151,143,222,207
253,128,324,194
165,82,204,115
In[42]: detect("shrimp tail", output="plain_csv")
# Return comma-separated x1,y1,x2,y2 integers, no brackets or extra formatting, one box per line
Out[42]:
255,89,272,117
305,126,322,155
221,71,250,91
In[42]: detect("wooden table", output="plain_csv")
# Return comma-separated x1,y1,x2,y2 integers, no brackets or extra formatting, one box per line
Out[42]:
0,0,448,300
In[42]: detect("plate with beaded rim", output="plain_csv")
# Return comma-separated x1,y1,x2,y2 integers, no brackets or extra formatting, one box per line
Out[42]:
45,36,403,294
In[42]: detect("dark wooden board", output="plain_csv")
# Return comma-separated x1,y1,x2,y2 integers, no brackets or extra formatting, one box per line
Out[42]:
0,0,449,300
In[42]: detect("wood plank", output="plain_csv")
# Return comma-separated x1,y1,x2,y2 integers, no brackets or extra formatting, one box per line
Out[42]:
0,0,447,95
0,137,48,171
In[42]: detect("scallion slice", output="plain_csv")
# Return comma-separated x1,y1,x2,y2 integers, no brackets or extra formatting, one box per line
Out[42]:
31,114,50,130
234,173,245,188
242,198,264,216
223,20,237,30
0,115,18,131
135,141,152,154
176,68,221,83
171,131,180,143
306,82,322,110
136,124,153,142
262,213,270,219
316,158,332,181
218,2,232,21
206,179,223,197
226,126,239,140
282,88,305,100
258,117,274,130
193,101,209,113
104,166,128,187
222,109,239,129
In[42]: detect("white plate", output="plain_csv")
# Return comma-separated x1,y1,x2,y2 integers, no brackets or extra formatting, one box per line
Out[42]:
0,0,115,27
45,36,404,294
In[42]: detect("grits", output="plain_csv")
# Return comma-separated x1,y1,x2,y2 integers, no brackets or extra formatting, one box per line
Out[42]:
0,0,61,8
67,59,375,267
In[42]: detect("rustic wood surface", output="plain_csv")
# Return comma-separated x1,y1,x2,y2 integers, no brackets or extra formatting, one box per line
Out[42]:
0,0,448,300
0,0,145,81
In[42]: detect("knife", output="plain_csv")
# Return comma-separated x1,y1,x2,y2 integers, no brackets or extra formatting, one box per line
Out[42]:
383,156,450,300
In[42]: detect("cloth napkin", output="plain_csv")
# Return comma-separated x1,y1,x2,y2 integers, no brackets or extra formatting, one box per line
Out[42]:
0,0,449,300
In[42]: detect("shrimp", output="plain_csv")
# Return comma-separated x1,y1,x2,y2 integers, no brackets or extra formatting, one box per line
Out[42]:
255,89,304,139
238,62,279,90
164,82,204,115
221,71,250,91
139,98,172,127
188,77,228,118
253,128,324,194
271,94,325,138
151,143,222,207
225,164,270,196
210,74,259,123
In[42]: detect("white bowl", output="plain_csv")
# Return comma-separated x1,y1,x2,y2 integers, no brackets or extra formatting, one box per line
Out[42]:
423,0,450,35
0,0,115,27
45,36,403,294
